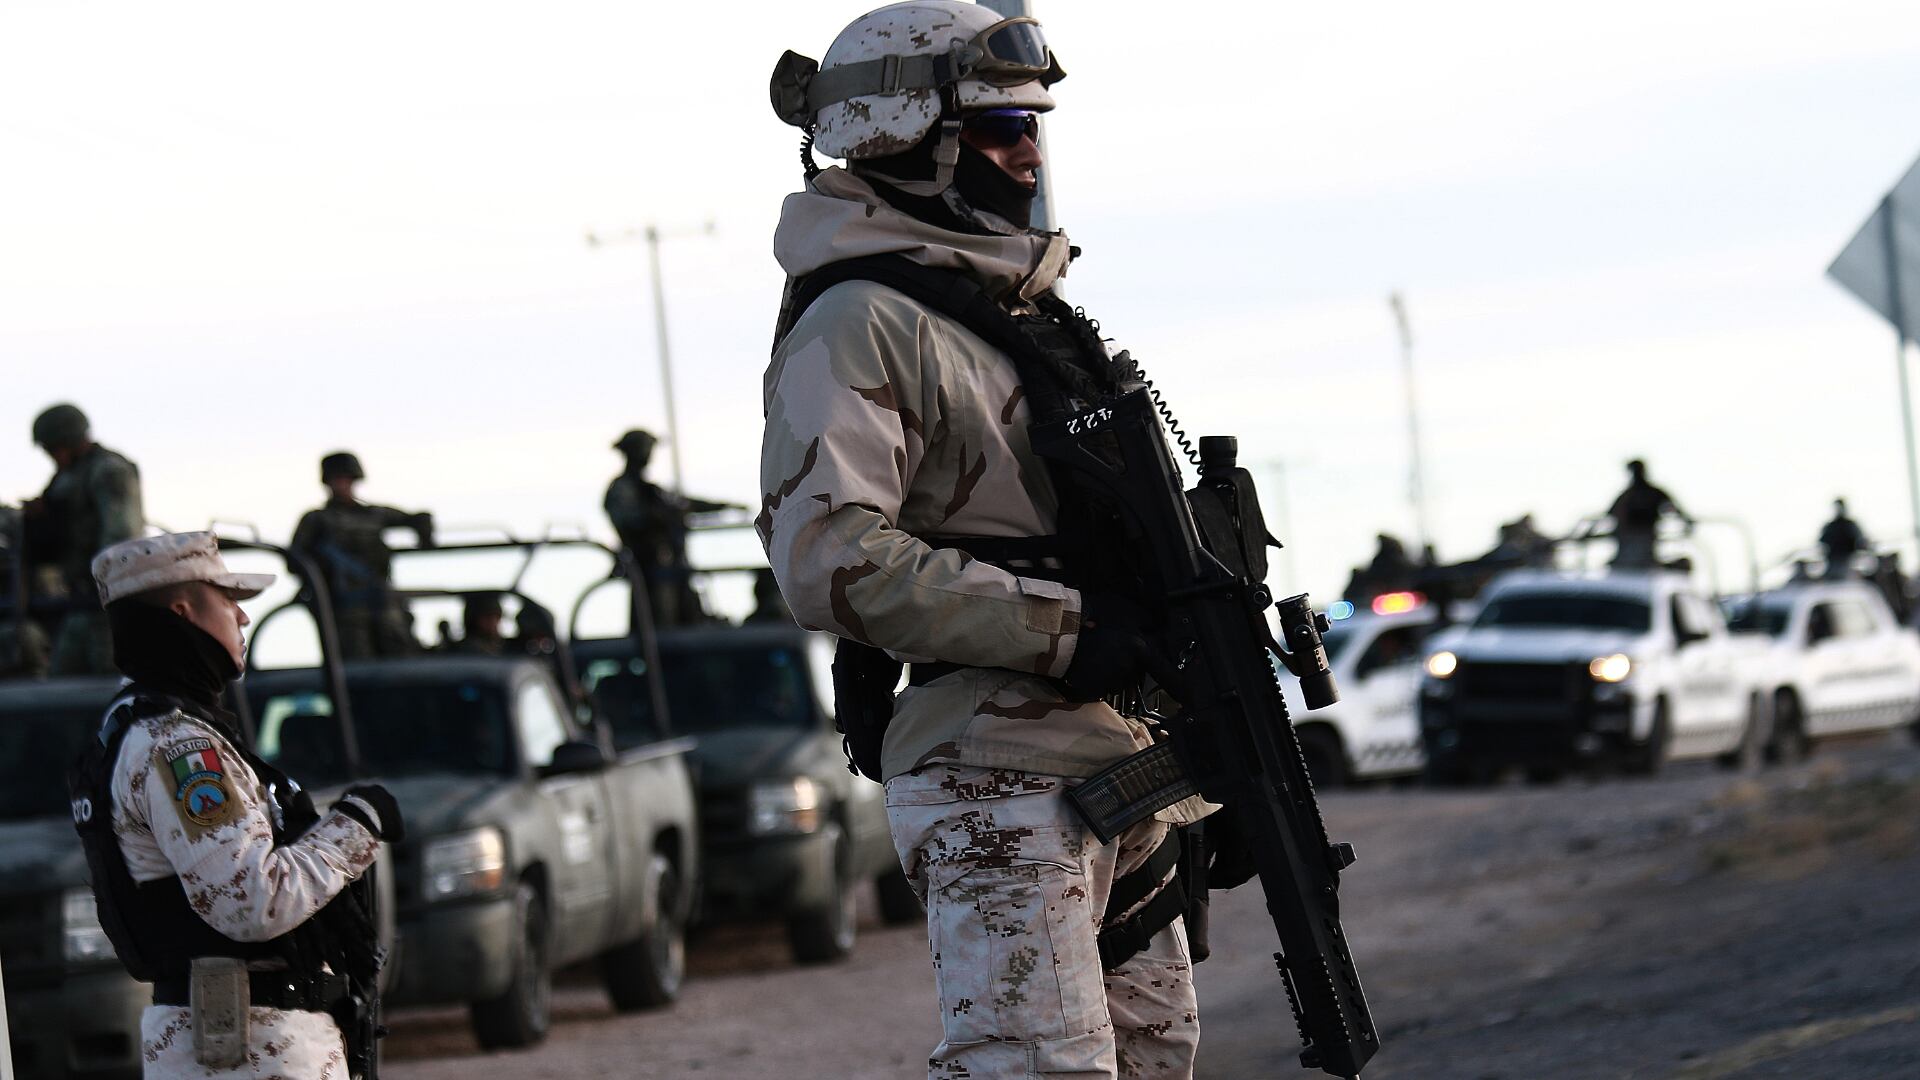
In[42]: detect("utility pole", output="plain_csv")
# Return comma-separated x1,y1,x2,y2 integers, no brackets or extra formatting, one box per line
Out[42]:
1388,292,1432,558
978,0,1057,232
585,220,716,495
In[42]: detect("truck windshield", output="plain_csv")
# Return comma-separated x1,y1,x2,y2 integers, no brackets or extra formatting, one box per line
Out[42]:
653,641,817,735
1475,593,1652,633
1725,600,1792,638
254,681,515,786
0,703,99,822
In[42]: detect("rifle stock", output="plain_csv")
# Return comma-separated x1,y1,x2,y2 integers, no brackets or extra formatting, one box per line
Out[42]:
1032,390,1379,1077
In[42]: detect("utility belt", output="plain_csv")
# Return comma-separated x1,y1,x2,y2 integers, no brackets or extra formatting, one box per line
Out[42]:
152,967,350,1013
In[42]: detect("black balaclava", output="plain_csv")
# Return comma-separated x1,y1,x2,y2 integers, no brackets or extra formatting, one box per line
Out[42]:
108,599,241,710
859,129,1038,234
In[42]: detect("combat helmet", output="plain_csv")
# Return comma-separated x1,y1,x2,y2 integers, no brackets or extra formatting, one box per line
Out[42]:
614,430,658,458
320,451,366,482
771,1,1063,199
31,403,91,449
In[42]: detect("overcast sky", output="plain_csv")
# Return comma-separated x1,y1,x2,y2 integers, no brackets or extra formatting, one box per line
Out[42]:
6,0,1920,606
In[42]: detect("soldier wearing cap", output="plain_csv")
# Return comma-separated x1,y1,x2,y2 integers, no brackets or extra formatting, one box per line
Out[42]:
23,403,145,675
67,532,402,1078
603,429,737,628
289,452,434,659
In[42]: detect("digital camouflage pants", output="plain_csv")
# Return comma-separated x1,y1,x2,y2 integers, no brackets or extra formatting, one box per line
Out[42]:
886,765,1199,1079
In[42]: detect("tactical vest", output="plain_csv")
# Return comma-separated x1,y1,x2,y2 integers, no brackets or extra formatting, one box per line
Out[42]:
67,687,376,1005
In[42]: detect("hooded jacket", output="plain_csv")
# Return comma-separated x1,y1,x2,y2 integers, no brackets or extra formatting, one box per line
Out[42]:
759,167,1162,781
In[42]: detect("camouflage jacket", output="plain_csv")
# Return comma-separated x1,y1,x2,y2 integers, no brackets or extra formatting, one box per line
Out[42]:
110,706,379,941
759,168,1159,782
37,444,144,596
290,499,428,605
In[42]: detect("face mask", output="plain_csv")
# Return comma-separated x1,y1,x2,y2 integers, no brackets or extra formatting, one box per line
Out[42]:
952,141,1036,230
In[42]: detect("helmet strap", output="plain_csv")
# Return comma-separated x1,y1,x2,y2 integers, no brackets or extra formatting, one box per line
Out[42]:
855,85,963,197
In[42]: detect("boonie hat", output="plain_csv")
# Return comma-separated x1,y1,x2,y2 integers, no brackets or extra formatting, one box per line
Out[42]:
92,532,277,608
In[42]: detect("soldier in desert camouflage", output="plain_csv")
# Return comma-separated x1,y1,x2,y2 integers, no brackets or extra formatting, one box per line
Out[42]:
24,403,145,675
289,451,433,658
68,532,401,1078
761,5,1204,1076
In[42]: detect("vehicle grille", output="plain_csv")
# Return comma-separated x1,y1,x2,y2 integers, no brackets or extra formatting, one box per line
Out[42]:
698,787,750,846
0,891,60,987
1456,662,1580,702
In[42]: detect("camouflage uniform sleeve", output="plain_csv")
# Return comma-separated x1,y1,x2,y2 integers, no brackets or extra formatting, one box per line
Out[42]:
137,717,379,942
91,455,144,547
759,285,1081,676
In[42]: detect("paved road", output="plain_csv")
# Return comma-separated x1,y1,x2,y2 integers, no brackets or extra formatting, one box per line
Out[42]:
386,736,1920,1079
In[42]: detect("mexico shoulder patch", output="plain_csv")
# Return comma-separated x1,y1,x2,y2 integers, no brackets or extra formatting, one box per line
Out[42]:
165,738,238,829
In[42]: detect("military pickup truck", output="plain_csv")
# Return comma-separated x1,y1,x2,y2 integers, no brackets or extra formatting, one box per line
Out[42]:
245,654,697,1048
0,676,143,1080
574,622,919,965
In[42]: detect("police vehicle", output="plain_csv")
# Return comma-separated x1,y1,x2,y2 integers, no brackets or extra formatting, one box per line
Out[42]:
1277,592,1447,787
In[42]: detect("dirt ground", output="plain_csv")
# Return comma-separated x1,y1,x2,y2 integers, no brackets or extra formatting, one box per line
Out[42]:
385,735,1920,1079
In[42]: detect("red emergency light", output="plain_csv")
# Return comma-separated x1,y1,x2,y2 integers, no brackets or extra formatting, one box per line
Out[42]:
1371,591,1426,616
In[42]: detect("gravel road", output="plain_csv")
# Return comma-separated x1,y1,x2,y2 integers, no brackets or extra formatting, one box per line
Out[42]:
385,735,1920,1079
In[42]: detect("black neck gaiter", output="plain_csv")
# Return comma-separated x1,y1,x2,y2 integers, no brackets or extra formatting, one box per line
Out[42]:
863,138,1039,234
108,600,240,709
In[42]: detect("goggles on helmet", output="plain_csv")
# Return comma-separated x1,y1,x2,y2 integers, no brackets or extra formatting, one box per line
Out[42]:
961,17,1065,88
962,109,1039,148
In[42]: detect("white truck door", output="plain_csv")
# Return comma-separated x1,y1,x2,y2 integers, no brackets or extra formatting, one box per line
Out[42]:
1347,622,1432,776
1670,593,1741,754
1801,601,1855,736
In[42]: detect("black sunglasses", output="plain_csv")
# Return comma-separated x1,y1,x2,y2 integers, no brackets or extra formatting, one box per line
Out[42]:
962,109,1039,148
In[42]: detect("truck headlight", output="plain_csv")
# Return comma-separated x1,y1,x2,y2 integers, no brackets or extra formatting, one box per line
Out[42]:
423,827,507,902
1589,654,1633,683
1425,651,1459,680
63,888,114,965
749,777,822,836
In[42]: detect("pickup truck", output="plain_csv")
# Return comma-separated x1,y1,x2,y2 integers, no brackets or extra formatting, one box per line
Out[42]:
1724,580,1920,758
1279,593,1444,787
246,655,698,1048
1418,570,1770,781
0,676,144,1080
574,623,918,965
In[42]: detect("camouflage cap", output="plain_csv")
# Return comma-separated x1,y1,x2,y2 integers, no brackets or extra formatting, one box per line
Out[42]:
93,531,276,607
321,451,365,482
31,403,90,449
614,430,658,456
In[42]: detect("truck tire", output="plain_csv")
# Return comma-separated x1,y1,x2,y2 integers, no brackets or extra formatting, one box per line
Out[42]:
876,865,923,926
1767,691,1810,764
471,881,552,1049
600,853,686,1010
1622,701,1671,777
1297,727,1350,790
788,825,857,964
1716,694,1768,772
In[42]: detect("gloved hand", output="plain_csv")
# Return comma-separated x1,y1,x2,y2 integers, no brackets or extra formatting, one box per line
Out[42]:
1202,804,1258,890
334,784,405,843
1060,592,1153,700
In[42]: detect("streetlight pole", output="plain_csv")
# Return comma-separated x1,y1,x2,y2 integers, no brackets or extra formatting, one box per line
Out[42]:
585,221,715,496
1389,292,1432,558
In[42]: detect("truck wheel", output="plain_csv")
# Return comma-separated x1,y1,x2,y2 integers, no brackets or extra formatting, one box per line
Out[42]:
876,865,923,925
789,825,857,964
1767,692,1810,764
600,853,686,1010
471,881,552,1049
1623,701,1671,777
1717,694,1768,772
1297,727,1350,790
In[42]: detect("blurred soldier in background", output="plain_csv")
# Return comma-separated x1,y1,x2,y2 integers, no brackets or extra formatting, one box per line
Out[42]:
24,403,145,675
762,5,1204,1074
1,503,53,678
604,429,736,628
1344,533,1418,603
745,568,795,625
453,592,507,656
1818,498,1868,580
289,451,434,658
1605,459,1691,570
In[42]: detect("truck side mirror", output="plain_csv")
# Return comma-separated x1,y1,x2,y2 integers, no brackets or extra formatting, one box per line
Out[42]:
542,739,609,777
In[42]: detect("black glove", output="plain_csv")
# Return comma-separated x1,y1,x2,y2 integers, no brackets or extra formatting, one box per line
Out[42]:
1202,804,1258,891
1061,593,1153,699
334,784,405,843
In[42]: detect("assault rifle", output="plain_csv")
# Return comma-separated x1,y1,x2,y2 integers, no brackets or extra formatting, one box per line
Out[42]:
1031,389,1379,1078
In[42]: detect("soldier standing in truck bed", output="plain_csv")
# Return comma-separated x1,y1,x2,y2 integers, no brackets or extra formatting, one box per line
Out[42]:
289,451,433,658
24,403,145,675
604,429,737,628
